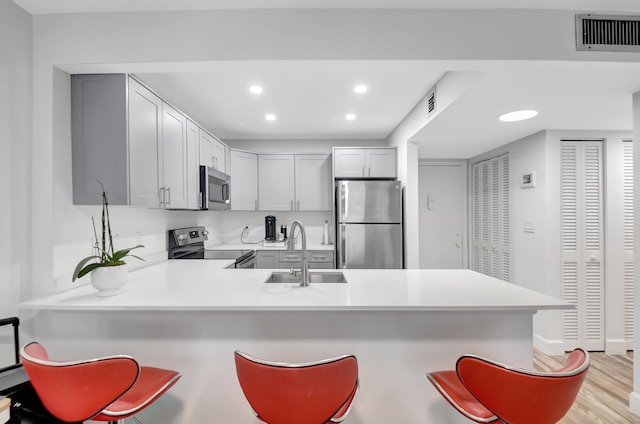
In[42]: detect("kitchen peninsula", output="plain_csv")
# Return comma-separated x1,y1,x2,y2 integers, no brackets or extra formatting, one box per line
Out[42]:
19,261,569,424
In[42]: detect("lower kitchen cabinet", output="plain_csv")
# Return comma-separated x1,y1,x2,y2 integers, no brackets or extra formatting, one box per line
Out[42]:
256,251,279,269
255,250,335,269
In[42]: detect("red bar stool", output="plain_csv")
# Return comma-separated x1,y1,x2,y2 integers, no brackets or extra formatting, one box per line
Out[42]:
234,350,359,424
427,348,590,424
20,341,181,424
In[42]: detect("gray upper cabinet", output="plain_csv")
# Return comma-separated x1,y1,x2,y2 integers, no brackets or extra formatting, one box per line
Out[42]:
72,74,130,205
72,74,198,209
333,147,397,179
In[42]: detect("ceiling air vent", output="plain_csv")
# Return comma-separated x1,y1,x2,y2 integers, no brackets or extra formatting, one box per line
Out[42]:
426,86,436,115
576,14,640,52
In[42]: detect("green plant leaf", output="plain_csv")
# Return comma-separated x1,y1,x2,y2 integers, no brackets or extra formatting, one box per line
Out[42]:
111,245,144,261
72,255,101,281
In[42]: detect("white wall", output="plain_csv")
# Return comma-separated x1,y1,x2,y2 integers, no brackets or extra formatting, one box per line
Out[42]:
0,0,32,315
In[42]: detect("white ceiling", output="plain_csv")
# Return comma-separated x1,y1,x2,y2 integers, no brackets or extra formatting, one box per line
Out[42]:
15,0,640,159
134,62,444,141
12,0,640,14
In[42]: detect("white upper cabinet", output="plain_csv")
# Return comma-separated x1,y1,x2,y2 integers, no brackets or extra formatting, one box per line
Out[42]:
199,129,227,174
333,147,397,179
230,150,258,211
186,119,201,209
71,74,200,209
295,154,331,211
255,154,331,211
258,154,296,211
127,77,163,207
161,104,189,209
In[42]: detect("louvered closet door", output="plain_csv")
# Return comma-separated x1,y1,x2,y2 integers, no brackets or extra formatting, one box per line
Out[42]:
623,141,634,349
561,141,604,351
471,154,509,281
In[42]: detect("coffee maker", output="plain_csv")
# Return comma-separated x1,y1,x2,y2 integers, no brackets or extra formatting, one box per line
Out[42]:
265,216,276,241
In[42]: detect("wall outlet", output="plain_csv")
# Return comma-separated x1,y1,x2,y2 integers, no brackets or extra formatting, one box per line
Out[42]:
523,219,535,233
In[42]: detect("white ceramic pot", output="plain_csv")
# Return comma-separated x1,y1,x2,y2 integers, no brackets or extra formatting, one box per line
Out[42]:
90,264,127,296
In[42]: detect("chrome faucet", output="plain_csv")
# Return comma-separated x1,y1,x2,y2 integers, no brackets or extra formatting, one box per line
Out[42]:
288,220,309,287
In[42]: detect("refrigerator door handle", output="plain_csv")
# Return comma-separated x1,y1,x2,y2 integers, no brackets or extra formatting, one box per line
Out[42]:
341,225,347,268
341,183,348,220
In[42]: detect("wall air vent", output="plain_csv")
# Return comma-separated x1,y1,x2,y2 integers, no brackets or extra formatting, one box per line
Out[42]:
426,86,436,115
576,14,640,52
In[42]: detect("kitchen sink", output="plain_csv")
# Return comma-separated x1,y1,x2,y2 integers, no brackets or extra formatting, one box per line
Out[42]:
264,271,348,284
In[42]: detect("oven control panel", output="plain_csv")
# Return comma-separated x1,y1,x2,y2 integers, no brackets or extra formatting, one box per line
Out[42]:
170,226,209,247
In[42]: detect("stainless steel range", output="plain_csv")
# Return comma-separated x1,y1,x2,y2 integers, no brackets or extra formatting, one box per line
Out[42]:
168,226,256,268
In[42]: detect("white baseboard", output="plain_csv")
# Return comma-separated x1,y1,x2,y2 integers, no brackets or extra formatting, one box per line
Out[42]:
605,339,629,355
629,392,640,417
533,333,566,355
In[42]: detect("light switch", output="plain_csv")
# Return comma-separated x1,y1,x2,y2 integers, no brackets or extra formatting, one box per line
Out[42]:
523,219,535,233
427,195,436,211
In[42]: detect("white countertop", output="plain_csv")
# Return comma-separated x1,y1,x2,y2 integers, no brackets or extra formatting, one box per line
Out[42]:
20,261,570,312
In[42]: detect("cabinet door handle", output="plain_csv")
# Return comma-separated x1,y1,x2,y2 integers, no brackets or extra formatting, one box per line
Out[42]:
285,255,298,259
362,166,365,177
297,200,300,211
254,200,258,211
368,167,371,177
166,186,171,205
159,187,165,206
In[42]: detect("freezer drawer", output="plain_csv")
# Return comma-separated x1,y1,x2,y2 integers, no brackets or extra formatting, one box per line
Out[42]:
336,180,402,223
337,224,403,269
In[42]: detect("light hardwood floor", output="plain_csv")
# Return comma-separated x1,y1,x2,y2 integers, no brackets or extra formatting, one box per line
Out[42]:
533,350,639,424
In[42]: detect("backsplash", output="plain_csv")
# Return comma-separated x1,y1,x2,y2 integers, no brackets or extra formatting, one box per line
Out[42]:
217,211,333,246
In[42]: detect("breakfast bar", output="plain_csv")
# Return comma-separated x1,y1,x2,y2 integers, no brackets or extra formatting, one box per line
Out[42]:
18,261,570,423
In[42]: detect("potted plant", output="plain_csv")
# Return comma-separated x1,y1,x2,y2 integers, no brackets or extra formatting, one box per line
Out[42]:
72,183,143,296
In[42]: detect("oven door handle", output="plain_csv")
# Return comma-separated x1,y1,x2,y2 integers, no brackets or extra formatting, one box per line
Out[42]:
236,255,256,269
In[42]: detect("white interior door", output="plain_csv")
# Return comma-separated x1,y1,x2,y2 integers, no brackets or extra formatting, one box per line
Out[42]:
623,140,634,349
561,140,604,351
419,163,466,269
471,154,510,281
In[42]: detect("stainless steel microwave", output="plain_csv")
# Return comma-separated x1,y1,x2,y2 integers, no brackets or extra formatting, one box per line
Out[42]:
200,166,230,210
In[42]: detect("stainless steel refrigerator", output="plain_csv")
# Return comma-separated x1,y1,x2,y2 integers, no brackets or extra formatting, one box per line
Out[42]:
336,180,403,269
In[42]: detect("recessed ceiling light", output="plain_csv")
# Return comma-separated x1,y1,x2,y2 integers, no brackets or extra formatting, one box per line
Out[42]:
499,109,538,122
265,114,276,121
354,85,368,94
345,114,356,121
249,85,263,94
